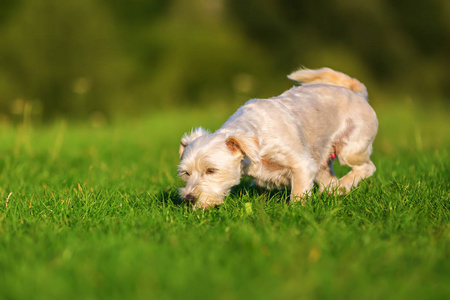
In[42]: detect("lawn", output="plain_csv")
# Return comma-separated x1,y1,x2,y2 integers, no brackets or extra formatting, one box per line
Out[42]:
0,99,449,300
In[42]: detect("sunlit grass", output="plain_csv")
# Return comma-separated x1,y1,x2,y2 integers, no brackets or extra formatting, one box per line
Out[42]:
0,100,449,299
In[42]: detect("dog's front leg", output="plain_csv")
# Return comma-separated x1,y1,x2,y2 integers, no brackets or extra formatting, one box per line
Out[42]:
290,168,314,205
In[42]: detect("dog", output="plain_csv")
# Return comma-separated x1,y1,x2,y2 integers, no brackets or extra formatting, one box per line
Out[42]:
178,68,378,209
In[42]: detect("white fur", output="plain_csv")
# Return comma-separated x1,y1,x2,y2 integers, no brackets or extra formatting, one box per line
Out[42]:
178,68,378,209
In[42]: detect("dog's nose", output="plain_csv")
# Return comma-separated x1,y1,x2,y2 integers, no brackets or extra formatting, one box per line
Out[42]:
184,194,196,205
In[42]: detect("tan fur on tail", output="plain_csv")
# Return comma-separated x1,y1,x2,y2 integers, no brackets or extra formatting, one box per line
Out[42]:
288,67,368,99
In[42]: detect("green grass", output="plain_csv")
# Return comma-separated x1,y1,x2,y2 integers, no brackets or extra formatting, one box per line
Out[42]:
0,100,449,300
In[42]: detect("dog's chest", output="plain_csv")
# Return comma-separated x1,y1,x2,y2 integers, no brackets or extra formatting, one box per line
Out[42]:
244,158,292,189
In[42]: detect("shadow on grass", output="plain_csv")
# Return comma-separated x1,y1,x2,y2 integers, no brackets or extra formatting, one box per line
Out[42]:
151,175,356,210
151,176,325,208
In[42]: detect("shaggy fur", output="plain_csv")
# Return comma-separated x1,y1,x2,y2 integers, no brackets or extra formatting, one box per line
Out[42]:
178,67,378,209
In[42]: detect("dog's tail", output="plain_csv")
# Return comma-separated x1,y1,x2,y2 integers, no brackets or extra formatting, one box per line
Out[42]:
287,67,368,99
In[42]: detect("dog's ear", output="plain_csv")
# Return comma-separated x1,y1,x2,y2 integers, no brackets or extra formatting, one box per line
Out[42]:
225,134,259,163
179,127,210,158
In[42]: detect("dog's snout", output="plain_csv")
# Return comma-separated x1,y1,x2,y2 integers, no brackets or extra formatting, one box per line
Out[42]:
184,194,196,205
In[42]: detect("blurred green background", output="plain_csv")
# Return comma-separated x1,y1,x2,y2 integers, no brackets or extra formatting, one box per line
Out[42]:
0,0,449,122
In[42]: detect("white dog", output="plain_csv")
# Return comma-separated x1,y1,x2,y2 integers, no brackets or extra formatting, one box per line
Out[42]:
178,68,378,208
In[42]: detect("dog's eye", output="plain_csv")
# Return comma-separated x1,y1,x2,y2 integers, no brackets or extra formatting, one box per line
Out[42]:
179,170,190,177
205,168,217,175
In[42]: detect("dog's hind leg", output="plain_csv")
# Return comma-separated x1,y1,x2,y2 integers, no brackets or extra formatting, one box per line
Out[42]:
337,142,376,194
334,112,377,194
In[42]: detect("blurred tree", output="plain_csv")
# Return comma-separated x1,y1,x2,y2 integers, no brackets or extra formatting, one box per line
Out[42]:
0,0,18,26
0,0,448,121
0,0,133,120
227,0,450,98
105,0,171,26
107,0,278,109
138,0,276,107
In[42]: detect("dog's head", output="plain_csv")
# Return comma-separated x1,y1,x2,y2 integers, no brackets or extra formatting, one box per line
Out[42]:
178,127,258,209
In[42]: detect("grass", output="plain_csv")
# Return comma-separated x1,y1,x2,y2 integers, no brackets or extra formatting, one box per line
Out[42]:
0,99,449,300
